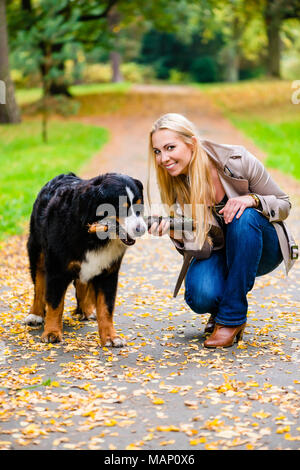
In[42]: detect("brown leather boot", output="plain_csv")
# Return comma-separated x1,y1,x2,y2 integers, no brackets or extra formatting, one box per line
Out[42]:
204,314,216,334
204,323,246,348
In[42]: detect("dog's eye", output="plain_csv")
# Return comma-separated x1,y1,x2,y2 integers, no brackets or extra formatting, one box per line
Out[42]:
136,211,140,217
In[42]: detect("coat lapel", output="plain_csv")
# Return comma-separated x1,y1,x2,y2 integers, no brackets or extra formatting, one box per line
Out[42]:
200,139,249,197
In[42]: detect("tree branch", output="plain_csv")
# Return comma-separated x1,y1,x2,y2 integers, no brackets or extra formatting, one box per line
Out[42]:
79,0,119,21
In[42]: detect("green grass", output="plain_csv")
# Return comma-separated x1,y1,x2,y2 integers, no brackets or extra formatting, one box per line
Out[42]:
227,114,300,180
0,119,108,239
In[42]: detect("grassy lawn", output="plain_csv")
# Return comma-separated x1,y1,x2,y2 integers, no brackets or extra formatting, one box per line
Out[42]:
0,119,108,239
225,115,300,180
197,80,300,180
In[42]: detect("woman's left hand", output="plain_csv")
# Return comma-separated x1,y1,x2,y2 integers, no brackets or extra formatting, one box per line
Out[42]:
218,195,256,224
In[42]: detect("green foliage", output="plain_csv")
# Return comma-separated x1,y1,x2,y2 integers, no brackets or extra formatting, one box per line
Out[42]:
190,56,218,83
120,62,155,83
137,29,224,82
168,69,191,84
0,120,108,239
82,63,113,84
80,62,155,84
11,0,82,84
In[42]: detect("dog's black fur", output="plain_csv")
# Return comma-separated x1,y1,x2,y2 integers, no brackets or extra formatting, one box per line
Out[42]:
26,172,145,346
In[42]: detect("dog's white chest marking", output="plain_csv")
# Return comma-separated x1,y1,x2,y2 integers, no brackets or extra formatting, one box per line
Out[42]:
79,240,126,283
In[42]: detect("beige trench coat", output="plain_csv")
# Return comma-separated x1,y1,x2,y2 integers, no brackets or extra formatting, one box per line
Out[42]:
172,139,298,297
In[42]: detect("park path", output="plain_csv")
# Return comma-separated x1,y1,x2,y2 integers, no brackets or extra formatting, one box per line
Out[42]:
0,84,299,451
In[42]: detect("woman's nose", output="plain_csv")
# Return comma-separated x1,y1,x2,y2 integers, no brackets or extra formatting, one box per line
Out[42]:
160,152,170,163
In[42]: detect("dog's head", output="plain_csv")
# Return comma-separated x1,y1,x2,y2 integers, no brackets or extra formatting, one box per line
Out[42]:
85,173,147,246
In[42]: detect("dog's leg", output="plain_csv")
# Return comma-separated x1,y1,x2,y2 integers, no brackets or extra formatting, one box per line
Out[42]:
93,271,126,348
25,253,46,326
74,280,96,320
41,297,65,343
41,273,69,343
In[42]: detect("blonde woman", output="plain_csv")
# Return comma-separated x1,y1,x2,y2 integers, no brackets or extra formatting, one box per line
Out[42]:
147,113,298,348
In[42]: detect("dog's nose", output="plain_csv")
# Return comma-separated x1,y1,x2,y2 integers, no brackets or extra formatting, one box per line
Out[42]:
135,223,146,236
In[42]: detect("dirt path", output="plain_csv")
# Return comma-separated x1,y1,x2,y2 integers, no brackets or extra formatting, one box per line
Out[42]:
0,85,299,451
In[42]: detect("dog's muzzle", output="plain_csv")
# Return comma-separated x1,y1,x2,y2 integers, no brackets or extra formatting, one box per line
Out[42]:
120,217,147,245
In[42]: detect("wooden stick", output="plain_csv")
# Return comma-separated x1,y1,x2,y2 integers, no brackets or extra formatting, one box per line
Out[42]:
88,216,195,234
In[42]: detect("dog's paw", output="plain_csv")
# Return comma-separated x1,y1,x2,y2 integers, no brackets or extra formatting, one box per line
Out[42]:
104,336,127,348
24,314,44,326
79,311,96,321
41,331,62,343
74,308,96,321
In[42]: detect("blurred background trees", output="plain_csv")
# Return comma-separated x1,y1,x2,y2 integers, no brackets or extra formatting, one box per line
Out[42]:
0,0,299,124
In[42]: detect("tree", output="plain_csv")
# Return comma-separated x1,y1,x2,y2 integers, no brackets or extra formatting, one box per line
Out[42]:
262,0,300,77
12,0,83,141
0,0,21,123
107,6,123,82
7,0,119,95
184,0,265,82
76,0,188,83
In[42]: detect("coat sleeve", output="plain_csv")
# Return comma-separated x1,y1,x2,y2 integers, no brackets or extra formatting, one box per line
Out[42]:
242,148,291,222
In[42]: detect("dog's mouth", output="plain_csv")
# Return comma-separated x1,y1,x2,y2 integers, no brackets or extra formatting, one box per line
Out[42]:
88,217,143,246
120,234,136,246
116,222,136,246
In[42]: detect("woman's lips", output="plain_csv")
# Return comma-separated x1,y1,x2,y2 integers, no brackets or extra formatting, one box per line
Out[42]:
164,162,177,170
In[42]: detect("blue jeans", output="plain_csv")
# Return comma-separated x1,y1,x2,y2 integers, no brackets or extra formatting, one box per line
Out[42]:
184,208,283,326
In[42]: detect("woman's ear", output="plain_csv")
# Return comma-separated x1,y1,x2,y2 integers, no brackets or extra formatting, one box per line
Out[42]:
191,135,197,149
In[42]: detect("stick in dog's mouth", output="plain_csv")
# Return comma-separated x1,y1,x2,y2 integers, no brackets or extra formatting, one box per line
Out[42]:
87,219,137,246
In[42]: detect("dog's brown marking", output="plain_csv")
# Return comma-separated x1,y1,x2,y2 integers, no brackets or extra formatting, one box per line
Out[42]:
74,280,95,320
29,253,46,319
96,290,124,347
67,260,81,274
136,198,141,205
41,296,65,343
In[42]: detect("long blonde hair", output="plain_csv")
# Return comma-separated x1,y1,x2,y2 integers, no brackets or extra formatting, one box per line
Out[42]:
147,113,216,249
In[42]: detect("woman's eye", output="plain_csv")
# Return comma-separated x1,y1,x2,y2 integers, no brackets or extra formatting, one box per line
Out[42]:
167,145,175,151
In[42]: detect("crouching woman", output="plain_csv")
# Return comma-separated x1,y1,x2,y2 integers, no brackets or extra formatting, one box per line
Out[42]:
147,113,298,348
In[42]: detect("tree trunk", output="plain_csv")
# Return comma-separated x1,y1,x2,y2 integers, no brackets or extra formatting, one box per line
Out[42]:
110,51,123,83
265,16,281,78
222,43,240,82
40,43,71,97
0,0,21,123
263,0,284,78
108,7,123,83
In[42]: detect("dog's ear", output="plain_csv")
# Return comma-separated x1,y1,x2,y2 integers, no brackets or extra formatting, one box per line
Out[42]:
79,186,105,226
133,178,143,193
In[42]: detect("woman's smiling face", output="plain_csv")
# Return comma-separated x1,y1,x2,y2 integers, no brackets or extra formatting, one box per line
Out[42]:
152,129,194,177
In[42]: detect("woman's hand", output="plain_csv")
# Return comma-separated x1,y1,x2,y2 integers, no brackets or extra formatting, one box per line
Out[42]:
148,217,170,237
218,195,256,224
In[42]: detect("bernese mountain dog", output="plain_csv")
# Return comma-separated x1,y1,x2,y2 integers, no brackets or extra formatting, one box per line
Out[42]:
24,172,146,347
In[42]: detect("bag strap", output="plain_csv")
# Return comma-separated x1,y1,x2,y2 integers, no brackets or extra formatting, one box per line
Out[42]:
172,240,213,298
173,252,194,298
